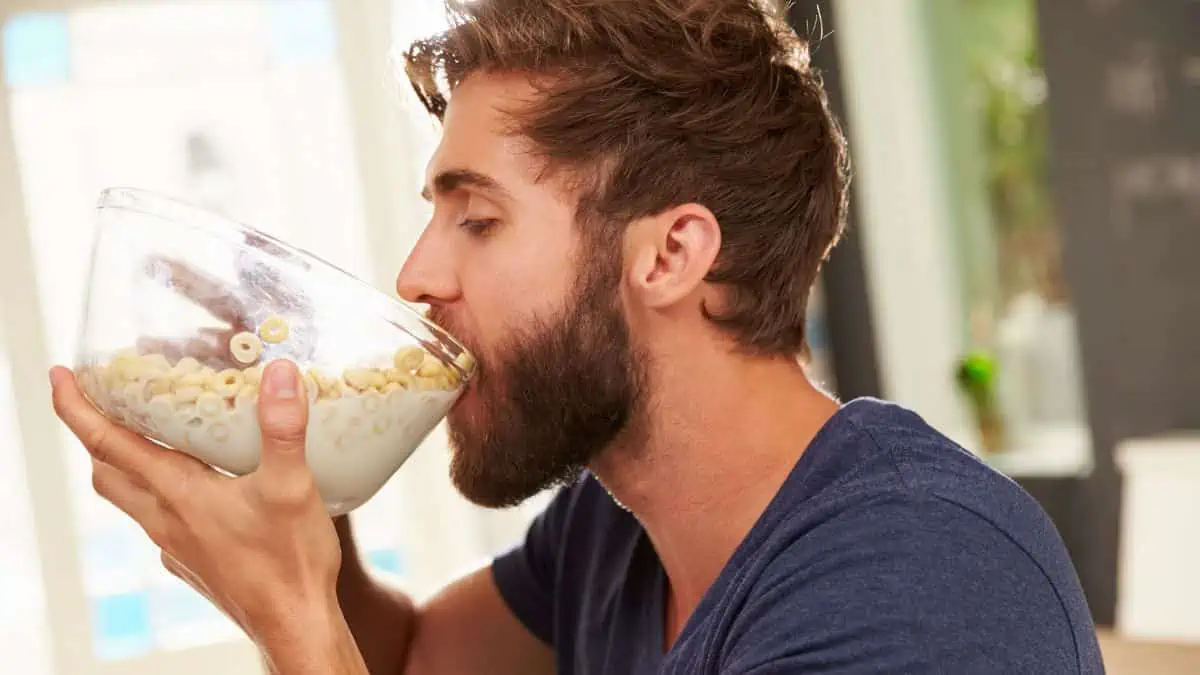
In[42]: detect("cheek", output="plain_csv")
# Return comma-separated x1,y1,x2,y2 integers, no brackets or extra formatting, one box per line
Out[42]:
459,250,571,344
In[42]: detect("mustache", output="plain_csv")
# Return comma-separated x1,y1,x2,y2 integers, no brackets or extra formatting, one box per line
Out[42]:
425,306,480,360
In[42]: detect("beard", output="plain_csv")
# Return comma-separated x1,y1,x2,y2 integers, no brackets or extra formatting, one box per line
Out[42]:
427,254,646,508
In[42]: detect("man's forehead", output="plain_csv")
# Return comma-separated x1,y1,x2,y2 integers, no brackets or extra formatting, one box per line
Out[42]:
423,74,539,188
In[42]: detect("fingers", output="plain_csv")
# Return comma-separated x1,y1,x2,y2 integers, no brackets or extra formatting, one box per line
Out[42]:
146,257,247,327
50,366,213,501
254,360,314,502
91,458,166,542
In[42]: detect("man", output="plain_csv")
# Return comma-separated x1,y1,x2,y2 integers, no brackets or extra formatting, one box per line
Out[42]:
49,0,1105,672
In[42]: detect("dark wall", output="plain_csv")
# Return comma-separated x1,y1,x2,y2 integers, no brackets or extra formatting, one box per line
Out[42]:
1035,0,1200,625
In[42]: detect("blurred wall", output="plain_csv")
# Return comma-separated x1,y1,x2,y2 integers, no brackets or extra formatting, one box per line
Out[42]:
1036,0,1200,625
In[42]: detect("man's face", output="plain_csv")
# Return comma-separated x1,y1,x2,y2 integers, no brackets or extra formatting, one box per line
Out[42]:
396,73,646,508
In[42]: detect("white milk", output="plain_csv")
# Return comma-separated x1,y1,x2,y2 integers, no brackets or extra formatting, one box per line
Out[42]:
79,366,460,515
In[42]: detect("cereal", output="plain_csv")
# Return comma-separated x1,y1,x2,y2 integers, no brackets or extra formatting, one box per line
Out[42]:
213,369,244,398
309,368,335,393
140,353,171,374
243,364,264,386
196,392,225,418
171,357,203,375
147,395,176,420
454,351,476,373
113,347,141,362
173,386,205,405
124,359,159,381
84,345,465,516
393,346,425,372
109,359,132,383
258,315,290,344
302,372,320,404
179,370,210,387
416,355,445,378
111,349,140,376
143,376,173,399
384,368,414,387
344,368,385,392
230,332,264,365
235,388,257,411
123,382,146,408
411,377,434,391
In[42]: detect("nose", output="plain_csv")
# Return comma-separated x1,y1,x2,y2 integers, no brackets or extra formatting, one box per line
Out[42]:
395,227,461,306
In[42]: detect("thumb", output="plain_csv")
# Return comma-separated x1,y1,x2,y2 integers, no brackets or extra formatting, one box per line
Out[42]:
256,359,310,477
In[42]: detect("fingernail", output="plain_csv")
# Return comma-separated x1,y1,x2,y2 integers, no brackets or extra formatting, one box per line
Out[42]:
265,361,297,399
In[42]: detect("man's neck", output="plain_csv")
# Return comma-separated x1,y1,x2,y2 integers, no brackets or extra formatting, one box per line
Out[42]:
590,349,840,646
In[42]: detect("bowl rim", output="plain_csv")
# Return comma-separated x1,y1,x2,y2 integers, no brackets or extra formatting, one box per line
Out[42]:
95,186,474,370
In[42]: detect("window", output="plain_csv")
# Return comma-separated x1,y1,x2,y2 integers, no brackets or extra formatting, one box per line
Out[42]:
3,0,371,665
926,0,1091,475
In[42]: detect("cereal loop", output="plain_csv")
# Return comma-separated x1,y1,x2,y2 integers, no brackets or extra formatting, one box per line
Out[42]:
302,372,320,404
173,386,204,405
172,357,203,375
393,346,425,372
343,369,377,392
230,332,264,365
417,355,445,378
258,315,290,345
454,351,476,372
143,376,172,399
196,392,225,418
213,369,244,398
176,372,211,389
244,364,264,385
147,395,176,420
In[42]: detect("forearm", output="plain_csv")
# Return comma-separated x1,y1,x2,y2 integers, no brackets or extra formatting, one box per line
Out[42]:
335,517,418,675
260,607,370,675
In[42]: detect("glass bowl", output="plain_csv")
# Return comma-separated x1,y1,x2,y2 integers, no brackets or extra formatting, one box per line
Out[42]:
74,187,475,516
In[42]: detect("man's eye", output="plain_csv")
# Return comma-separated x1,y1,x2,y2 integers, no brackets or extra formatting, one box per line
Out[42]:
459,218,498,235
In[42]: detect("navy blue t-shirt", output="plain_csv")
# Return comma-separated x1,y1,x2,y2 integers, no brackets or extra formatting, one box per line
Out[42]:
491,398,1104,674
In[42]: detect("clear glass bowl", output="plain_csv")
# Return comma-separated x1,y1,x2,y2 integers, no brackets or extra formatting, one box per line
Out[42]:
74,187,475,516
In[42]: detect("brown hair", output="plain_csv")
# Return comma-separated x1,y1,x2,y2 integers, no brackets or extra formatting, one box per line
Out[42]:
405,0,849,356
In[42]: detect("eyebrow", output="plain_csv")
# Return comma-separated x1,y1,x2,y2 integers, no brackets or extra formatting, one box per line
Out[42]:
420,169,512,202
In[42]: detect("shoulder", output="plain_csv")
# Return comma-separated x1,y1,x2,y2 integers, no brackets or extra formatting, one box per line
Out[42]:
715,400,1101,673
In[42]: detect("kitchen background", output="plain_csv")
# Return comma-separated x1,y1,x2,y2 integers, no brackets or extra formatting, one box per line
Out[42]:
0,0,1196,673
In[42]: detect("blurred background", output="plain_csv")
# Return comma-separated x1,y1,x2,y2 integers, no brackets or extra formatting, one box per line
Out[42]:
0,0,1195,673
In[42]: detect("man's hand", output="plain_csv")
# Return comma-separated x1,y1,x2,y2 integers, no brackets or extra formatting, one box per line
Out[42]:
49,359,365,671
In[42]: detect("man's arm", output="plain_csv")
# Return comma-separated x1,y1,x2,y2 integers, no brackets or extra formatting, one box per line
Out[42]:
335,517,555,675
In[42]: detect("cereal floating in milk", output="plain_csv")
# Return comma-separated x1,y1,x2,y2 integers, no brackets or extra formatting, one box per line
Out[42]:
230,332,265,365
74,341,473,514
258,315,291,345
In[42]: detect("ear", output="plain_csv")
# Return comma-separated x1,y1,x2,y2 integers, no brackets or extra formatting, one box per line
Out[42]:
625,204,722,309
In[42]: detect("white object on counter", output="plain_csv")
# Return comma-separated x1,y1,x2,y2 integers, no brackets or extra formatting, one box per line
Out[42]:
1117,433,1200,643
